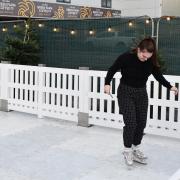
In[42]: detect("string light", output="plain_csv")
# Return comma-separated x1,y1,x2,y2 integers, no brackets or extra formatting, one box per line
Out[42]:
2,27,7,32
0,17,157,35
128,21,133,27
70,29,75,35
25,24,29,29
108,26,112,32
53,27,59,32
89,29,94,35
38,23,44,28
166,16,171,21
13,24,17,28
145,19,150,24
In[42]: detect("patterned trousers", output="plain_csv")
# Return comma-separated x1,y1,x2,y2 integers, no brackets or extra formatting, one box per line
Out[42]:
117,84,148,148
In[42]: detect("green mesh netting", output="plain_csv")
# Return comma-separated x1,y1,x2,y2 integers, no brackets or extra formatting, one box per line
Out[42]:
0,17,180,75
157,17,180,75
37,18,152,70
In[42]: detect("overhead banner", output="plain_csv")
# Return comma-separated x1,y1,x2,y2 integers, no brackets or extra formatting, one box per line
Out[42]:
0,0,121,19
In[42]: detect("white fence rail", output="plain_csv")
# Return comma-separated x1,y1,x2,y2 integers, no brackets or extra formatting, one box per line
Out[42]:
0,63,180,139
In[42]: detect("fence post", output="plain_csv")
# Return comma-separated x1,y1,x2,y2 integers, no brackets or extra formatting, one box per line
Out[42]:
0,62,10,112
38,64,46,67
37,67,44,118
78,67,91,127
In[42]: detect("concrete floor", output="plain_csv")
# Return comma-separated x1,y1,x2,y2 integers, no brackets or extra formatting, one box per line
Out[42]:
0,111,180,180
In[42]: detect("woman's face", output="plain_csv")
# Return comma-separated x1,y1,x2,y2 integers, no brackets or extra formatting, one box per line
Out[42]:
137,48,153,62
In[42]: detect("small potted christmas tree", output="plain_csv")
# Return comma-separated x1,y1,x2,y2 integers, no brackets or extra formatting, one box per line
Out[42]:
0,18,40,65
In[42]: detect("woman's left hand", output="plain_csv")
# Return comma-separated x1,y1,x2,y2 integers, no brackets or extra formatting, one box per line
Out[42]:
170,86,178,95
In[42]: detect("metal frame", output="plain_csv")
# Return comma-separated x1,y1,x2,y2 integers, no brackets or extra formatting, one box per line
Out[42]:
156,16,174,49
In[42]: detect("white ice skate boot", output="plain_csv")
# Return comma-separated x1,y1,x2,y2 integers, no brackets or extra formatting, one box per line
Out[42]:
132,145,148,159
122,148,134,166
132,146,147,164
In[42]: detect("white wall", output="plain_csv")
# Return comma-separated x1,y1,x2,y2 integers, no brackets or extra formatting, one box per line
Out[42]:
71,0,101,7
162,0,180,16
32,0,101,7
32,0,54,2
112,0,162,18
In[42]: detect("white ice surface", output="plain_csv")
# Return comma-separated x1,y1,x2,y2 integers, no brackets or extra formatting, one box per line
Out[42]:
0,111,180,180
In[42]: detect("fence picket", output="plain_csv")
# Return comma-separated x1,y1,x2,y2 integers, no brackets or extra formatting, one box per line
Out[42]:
0,64,179,138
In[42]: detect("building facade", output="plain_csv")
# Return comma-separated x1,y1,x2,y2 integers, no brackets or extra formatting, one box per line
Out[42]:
161,0,180,16
0,0,179,19
32,0,180,17
31,0,162,18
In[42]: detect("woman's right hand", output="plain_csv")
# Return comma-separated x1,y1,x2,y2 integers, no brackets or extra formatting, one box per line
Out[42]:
104,85,111,94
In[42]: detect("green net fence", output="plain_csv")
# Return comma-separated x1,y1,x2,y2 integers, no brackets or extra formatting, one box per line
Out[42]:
157,17,180,75
37,17,152,70
0,16,180,75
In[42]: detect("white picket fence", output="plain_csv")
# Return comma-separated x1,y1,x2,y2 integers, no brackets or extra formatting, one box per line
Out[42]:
0,63,180,139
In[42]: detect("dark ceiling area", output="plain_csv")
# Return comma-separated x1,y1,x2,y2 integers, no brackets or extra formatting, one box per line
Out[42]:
0,16,31,21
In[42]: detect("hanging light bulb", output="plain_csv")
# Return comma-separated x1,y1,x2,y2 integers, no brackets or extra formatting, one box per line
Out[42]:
128,21,133,27
70,29,75,35
166,16,171,21
38,23,44,28
145,19,150,24
53,27,59,32
13,24,17,28
108,26,112,32
89,29,94,35
2,27,7,32
25,24,29,29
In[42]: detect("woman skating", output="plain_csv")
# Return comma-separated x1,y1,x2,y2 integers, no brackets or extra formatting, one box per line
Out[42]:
104,37,178,166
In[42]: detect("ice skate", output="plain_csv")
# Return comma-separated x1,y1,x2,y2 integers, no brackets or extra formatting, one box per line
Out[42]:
122,150,134,166
133,152,147,164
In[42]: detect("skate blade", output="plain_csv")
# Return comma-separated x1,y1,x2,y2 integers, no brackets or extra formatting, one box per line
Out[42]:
133,158,147,165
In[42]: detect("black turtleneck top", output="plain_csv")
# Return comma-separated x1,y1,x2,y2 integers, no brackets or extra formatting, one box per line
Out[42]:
105,52,172,89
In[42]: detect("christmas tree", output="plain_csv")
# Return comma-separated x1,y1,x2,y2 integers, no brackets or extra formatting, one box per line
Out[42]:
0,18,40,65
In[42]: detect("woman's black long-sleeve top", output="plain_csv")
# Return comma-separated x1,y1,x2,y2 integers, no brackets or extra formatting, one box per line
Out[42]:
105,52,172,89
